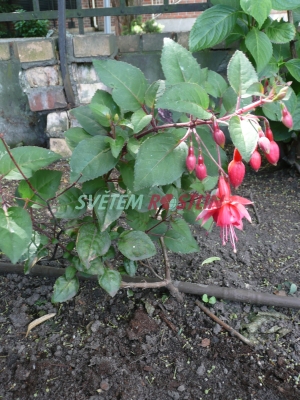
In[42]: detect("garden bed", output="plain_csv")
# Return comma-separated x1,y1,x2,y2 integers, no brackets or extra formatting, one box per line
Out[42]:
0,161,299,400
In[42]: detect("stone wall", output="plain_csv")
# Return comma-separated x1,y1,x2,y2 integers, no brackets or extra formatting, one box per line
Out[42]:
0,32,234,155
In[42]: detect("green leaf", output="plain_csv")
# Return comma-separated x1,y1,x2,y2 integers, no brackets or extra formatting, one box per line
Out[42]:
118,230,156,260
222,87,238,112
70,136,117,183
293,8,300,23
22,231,48,272
98,268,121,297
0,207,32,264
51,276,79,303
156,83,211,119
202,256,221,265
161,38,203,84
289,283,297,295
292,96,300,130
285,59,300,82
65,265,77,280
145,80,163,108
131,109,153,134
209,296,217,305
94,190,124,232
241,0,272,28
134,131,188,191
123,258,137,277
202,294,209,303
164,218,200,254
73,256,105,275
65,127,92,151
105,136,125,158
17,170,62,208
0,147,60,180
127,137,140,159
126,209,150,231
189,5,238,52
258,56,279,80
229,116,259,162
89,103,112,127
55,187,87,219
271,0,300,10
146,219,168,242
0,140,7,161
245,28,273,73
271,122,293,141
70,105,108,136
265,21,296,44
77,224,111,269
93,59,148,112
82,176,107,195
204,70,228,98
227,50,258,96
91,89,120,117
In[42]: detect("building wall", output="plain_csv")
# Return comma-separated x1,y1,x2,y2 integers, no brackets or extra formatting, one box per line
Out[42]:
0,31,234,153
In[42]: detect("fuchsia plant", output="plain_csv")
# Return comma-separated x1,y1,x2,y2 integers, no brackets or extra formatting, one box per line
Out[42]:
0,39,294,302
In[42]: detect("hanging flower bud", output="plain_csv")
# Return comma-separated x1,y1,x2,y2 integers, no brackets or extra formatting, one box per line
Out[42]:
228,157,245,188
249,150,261,172
258,136,271,154
265,140,280,166
213,128,226,148
281,105,293,129
195,155,207,181
217,175,231,200
212,120,225,148
186,146,196,172
265,124,274,141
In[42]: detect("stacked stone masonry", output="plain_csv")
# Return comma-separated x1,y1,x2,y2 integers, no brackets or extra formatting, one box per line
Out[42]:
0,31,226,155
10,32,189,156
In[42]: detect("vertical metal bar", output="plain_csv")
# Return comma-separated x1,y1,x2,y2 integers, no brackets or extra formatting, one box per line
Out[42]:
104,0,111,34
58,0,76,107
32,0,40,12
76,0,84,34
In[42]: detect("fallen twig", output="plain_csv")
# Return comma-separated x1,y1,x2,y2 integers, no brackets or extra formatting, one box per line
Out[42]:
195,300,255,347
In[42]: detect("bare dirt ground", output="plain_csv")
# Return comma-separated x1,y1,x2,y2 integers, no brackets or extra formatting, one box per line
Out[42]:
0,161,300,400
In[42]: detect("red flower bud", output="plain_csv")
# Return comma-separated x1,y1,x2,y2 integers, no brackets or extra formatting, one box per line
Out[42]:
281,106,293,129
258,137,271,154
186,146,196,172
233,148,243,162
265,140,280,166
265,125,274,141
213,125,225,148
217,176,231,200
249,150,261,172
228,159,245,188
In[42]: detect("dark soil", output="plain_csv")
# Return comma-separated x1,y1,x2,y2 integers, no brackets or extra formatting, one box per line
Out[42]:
0,162,300,400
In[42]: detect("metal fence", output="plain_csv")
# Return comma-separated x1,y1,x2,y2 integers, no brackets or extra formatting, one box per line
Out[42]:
0,0,211,34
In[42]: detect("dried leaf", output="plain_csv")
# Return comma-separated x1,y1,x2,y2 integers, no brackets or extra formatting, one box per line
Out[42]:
201,338,210,347
25,313,56,337
274,290,287,296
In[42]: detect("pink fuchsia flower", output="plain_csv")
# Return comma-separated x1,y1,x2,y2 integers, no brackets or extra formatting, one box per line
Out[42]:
196,176,252,252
